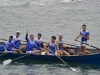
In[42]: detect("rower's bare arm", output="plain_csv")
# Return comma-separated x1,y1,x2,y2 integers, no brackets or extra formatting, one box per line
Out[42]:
56,43,59,52
87,35,90,40
55,40,58,44
26,30,28,34
74,34,81,41
55,40,60,50
82,35,90,40
62,40,65,47
44,42,49,49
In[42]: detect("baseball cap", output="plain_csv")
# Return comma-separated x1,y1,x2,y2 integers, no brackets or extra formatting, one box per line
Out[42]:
16,31,20,33
59,33,63,36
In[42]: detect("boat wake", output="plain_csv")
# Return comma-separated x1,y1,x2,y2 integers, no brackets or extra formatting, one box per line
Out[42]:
0,0,82,6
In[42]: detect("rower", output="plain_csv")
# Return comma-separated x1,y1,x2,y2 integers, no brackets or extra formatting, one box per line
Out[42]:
45,36,59,55
5,36,20,53
12,31,23,53
25,31,35,54
34,33,44,54
56,33,70,56
74,24,91,55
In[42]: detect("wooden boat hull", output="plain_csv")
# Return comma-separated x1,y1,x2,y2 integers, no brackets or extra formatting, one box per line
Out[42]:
0,53,100,65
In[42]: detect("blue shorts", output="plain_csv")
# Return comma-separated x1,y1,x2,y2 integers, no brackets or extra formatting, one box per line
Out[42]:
48,52,57,55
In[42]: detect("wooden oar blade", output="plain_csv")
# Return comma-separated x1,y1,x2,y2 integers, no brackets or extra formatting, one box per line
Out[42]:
3,59,12,66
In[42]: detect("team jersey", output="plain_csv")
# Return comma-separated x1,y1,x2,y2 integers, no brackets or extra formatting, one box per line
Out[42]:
25,34,35,51
5,41,14,51
58,39,63,50
34,38,43,50
48,41,56,54
80,30,90,42
12,36,21,49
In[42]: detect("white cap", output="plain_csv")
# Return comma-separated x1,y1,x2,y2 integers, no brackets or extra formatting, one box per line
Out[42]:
59,33,63,36
16,31,20,33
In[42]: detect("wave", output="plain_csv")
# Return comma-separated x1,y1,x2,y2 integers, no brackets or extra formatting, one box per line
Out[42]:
59,0,81,2
0,0,82,6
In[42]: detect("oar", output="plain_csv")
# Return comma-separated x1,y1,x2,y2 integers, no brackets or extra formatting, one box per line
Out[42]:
3,54,31,66
55,54,76,71
49,50,76,72
63,43,80,49
0,38,71,46
65,44,79,47
0,38,26,42
0,53,8,57
75,40,100,50
0,38,7,41
57,42,79,48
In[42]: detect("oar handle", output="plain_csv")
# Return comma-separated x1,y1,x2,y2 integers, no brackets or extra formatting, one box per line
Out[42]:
75,40,100,50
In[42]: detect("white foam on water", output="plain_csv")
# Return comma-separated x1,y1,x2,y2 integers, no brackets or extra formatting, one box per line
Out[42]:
0,0,82,6
59,0,72,2
59,0,81,2
29,0,60,6
30,2,47,6
0,0,29,6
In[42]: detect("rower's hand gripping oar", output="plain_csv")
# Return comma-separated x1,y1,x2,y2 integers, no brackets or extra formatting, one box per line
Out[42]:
75,40,100,50
3,54,31,66
48,50,76,72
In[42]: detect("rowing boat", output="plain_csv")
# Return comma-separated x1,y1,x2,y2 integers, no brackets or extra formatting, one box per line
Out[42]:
0,51,100,65
0,42,100,65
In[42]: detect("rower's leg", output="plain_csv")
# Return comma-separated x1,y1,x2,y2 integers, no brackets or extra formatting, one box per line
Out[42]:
82,46,86,55
60,51,63,56
80,46,83,52
63,50,70,56
16,50,23,54
86,50,91,54
34,50,40,55
41,48,46,53
58,50,63,56
13,50,18,53
20,45,26,49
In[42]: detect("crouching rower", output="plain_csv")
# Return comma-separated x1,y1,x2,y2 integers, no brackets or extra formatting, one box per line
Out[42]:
45,36,59,55
5,36,22,53
56,33,70,56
